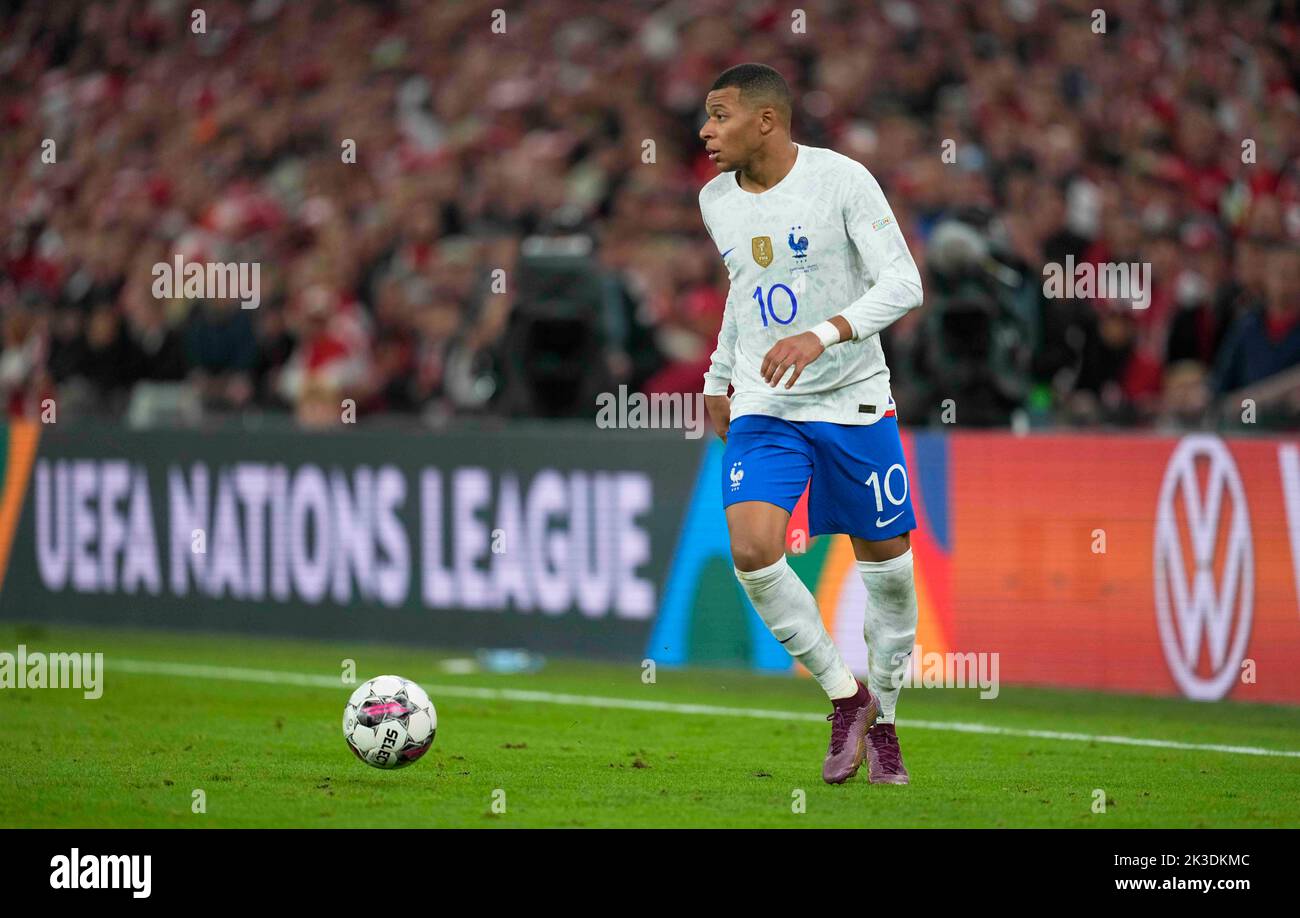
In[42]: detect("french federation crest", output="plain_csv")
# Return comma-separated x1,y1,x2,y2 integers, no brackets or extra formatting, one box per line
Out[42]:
751,236,774,268
787,226,809,259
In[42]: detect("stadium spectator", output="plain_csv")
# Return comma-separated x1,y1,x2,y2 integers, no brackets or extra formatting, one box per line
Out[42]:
1,0,1296,429
184,298,258,411
1211,245,1300,394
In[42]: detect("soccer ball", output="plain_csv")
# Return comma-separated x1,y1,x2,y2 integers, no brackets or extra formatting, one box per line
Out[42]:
343,675,437,769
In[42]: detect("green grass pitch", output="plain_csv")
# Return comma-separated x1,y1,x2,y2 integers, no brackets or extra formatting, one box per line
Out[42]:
2,623,1299,828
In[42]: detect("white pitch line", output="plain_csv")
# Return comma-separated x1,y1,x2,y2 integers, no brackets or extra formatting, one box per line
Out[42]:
112,658,1300,759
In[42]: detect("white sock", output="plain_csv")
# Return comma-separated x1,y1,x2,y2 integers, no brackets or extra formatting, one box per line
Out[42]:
735,556,859,700
857,548,918,724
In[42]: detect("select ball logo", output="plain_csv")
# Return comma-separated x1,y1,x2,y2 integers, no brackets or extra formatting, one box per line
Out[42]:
343,675,437,769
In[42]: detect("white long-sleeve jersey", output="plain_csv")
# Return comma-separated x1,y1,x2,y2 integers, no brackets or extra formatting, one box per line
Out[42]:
698,142,923,425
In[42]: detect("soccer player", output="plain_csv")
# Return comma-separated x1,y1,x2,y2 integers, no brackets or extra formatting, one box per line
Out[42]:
698,63,922,785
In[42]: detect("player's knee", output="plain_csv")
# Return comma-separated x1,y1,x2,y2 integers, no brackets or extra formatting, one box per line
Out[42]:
731,539,784,573
853,532,911,563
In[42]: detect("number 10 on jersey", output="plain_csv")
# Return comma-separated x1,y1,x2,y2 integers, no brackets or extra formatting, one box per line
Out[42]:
754,283,798,326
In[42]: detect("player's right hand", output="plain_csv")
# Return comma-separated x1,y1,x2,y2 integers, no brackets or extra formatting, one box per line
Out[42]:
704,394,731,442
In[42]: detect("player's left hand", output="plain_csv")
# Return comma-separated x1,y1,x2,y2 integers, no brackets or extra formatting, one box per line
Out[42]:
761,331,824,389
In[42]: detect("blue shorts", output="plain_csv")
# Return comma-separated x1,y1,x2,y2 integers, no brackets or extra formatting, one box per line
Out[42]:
721,414,917,541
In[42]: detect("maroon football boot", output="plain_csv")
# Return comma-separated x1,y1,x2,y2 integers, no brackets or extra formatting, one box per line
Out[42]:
865,721,910,784
822,679,879,784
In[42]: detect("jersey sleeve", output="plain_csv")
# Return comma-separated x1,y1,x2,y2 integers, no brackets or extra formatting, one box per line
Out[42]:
700,203,737,396
838,164,924,340
702,285,738,396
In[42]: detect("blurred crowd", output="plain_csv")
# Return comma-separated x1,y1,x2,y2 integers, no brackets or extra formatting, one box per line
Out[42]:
1,0,1297,429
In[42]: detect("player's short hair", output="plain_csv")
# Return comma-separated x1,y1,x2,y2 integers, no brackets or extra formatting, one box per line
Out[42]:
710,63,792,128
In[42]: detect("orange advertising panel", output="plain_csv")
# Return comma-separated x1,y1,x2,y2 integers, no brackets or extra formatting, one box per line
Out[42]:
947,433,1300,703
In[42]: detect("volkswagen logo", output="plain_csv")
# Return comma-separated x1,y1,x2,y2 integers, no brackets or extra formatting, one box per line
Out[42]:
1154,435,1253,701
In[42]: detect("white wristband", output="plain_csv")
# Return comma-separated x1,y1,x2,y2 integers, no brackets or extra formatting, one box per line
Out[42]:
811,320,842,348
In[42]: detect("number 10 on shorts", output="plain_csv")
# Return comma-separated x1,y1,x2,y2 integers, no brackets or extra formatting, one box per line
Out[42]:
865,463,908,512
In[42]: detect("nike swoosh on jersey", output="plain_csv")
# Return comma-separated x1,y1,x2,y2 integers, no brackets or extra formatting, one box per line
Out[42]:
875,511,904,528
720,247,735,259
